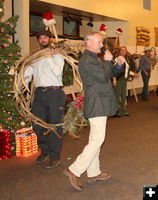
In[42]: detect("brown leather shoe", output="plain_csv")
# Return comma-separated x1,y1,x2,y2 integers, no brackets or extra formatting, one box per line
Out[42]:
64,168,83,191
87,172,111,183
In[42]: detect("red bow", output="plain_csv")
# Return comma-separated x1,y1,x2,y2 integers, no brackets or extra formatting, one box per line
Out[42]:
43,12,53,20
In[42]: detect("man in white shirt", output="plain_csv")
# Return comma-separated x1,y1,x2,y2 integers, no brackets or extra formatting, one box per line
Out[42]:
24,30,65,169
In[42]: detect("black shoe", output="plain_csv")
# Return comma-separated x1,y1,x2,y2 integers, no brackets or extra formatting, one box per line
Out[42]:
113,114,120,118
141,98,148,101
44,160,61,169
36,154,48,164
122,113,130,117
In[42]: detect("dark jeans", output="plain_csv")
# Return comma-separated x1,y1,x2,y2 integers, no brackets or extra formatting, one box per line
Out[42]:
32,88,65,160
141,71,150,99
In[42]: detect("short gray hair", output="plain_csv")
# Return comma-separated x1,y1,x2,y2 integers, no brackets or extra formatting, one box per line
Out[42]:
84,32,101,47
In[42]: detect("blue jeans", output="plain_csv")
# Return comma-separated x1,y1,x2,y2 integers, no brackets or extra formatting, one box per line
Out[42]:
141,70,150,99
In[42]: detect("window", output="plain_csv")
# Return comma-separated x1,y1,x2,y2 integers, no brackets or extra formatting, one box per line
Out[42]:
143,0,151,10
30,12,45,35
63,18,79,38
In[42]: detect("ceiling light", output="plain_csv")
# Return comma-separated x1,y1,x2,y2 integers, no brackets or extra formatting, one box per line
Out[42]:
77,17,82,26
64,13,71,24
87,17,93,27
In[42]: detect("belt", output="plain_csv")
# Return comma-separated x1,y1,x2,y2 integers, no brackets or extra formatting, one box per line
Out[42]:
36,86,61,91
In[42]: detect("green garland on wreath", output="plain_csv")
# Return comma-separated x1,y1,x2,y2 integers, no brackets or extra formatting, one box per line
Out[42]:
63,95,89,138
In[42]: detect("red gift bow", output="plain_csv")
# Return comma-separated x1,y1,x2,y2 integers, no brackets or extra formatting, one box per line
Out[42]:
43,12,53,20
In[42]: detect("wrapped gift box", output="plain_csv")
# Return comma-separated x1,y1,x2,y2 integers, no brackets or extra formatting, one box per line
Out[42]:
0,130,11,160
15,127,38,157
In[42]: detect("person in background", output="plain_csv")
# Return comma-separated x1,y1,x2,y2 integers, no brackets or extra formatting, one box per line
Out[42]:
64,32,124,191
137,46,156,101
113,46,138,117
24,30,65,169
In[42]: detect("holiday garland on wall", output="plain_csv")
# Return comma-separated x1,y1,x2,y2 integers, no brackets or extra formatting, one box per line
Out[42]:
0,0,30,142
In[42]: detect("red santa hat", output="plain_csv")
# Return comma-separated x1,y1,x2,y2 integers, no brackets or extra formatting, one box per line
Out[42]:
116,28,123,35
43,12,56,26
100,24,107,36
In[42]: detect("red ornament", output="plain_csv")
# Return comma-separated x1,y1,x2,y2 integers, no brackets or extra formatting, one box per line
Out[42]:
1,45,5,49
74,95,84,110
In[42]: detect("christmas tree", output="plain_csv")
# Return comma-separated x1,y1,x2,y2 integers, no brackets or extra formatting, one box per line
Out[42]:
0,0,26,142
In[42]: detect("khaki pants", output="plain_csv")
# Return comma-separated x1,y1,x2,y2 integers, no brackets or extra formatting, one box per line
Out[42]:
69,116,107,177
